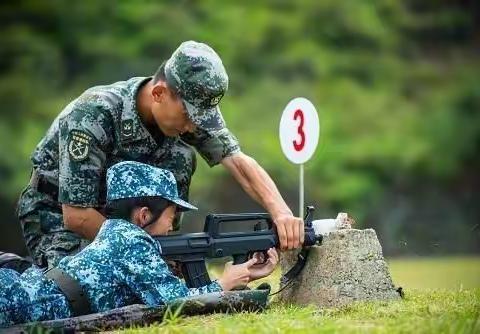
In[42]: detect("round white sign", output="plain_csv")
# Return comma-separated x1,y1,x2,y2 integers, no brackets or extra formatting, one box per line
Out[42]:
279,97,319,164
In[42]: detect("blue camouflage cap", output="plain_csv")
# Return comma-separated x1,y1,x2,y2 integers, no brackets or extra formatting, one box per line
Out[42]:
164,41,228,131
106,161,197,211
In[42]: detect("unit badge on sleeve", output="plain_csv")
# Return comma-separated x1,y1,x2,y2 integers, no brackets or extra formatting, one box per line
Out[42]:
68,130,92,161
121,119,134,139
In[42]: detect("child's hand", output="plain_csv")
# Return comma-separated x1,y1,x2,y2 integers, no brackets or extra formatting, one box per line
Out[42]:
218,257,257,291
248,248,279,281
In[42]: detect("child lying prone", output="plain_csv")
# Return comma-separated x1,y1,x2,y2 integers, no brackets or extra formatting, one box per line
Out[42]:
0,161,278,327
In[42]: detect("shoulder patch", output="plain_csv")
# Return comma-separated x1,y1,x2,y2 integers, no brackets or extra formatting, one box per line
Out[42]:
68,130,92,161
121,119,134,139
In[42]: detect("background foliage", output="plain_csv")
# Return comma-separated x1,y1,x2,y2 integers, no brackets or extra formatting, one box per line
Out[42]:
0,0,478,256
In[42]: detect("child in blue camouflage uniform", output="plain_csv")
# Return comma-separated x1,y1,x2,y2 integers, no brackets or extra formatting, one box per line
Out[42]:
0,161,278,327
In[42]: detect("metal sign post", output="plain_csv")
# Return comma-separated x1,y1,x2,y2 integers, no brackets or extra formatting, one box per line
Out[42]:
299,163,304,219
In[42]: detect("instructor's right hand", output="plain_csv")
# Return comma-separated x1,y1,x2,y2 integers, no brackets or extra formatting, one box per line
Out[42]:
218,258,257,291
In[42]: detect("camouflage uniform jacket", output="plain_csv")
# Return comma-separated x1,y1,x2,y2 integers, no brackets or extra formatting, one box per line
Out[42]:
30,76,239,208
0,218,222,327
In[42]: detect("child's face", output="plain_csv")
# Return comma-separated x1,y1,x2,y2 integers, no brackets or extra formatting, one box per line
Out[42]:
143,205,177,236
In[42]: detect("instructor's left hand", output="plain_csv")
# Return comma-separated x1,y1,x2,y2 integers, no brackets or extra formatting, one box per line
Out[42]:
273,213,304,250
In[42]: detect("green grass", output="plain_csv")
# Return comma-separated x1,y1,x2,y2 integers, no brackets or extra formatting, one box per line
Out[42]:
388,257,480,290
121,257,480,334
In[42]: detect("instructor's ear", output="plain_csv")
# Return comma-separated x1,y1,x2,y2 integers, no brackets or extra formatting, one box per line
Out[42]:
152,83,168,103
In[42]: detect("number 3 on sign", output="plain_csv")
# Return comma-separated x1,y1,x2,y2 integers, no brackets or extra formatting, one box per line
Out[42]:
279,98,319,164
293,109,306,152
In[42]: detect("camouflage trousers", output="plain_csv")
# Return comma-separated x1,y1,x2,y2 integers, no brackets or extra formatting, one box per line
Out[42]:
0,267,71,327
16,140,196,269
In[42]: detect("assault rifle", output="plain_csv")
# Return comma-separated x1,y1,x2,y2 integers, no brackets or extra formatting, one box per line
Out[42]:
154,206,322,288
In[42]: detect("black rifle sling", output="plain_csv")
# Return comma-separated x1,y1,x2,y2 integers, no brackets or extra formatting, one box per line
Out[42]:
280,247,310,284
278,206,318,285
268,248,311,297
45,267,92,316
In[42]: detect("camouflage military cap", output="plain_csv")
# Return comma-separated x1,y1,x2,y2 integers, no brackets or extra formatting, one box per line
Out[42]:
106,161,197,211
165,41,228,131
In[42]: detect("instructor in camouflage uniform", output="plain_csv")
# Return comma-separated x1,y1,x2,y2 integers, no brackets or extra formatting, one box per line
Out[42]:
16,40,304,269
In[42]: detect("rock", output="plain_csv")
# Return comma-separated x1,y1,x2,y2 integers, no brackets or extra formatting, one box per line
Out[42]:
278,228,400,307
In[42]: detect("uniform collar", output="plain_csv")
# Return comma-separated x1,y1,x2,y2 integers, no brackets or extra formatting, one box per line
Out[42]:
120,76,155,144
106,219,163,254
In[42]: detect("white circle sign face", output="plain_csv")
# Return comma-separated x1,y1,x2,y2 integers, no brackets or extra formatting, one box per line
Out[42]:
279,97,319,164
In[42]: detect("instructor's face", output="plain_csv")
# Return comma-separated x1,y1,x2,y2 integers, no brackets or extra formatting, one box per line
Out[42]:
151,84,196,137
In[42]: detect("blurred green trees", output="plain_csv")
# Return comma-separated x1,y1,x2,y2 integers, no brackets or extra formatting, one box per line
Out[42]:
0,0,478,255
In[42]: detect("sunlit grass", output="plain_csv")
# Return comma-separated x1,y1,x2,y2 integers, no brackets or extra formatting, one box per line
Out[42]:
121,289,479,334
119,257,480,333
388,256,480,290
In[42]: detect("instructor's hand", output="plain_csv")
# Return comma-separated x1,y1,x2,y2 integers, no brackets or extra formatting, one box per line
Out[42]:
274,213,304,250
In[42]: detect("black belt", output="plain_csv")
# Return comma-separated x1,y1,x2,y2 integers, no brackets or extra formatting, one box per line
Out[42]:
45,267,92,317
30,169,59,199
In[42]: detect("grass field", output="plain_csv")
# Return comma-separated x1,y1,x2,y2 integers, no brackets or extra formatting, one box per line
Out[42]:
388,257,480,290
122,257,480,334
